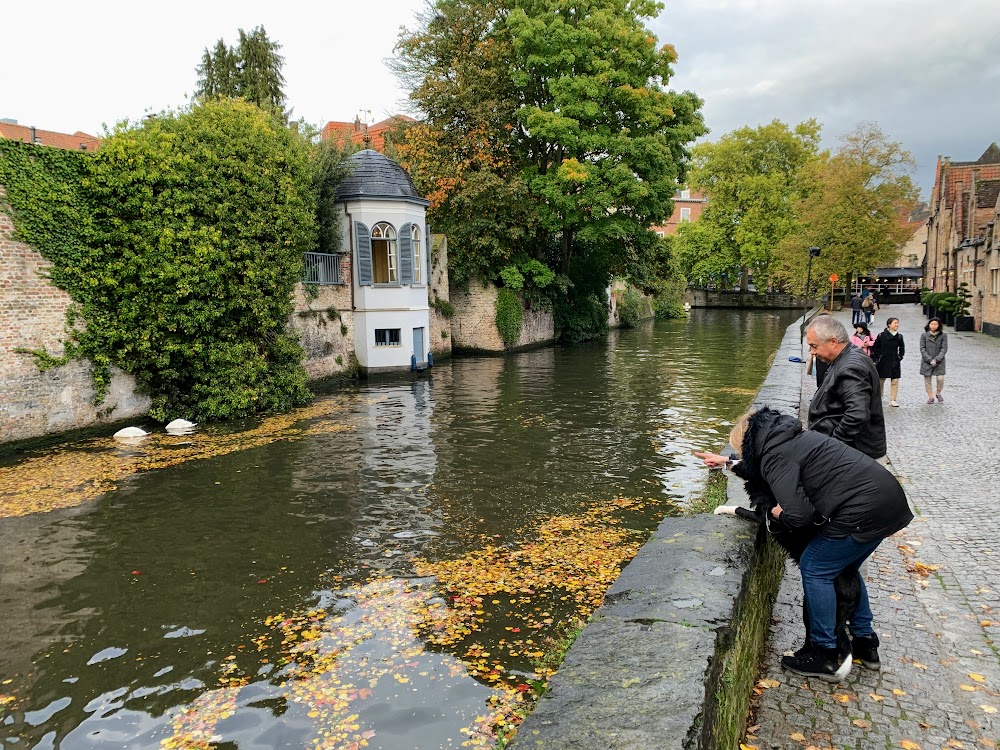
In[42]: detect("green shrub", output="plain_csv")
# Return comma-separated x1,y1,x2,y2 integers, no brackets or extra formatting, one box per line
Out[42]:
955,282,972,317
554,292,609,343
0,99,317,421
430,296,455,318
617,286,644,328
495,287,524,346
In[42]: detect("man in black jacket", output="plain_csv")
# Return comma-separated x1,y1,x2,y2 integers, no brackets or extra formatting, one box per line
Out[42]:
806,316,886,459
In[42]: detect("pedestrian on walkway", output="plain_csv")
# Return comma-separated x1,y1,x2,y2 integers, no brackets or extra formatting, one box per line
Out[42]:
862,288,877,325
850,293,863,326
920,317,948,403
850,322,874,356
806,316,886,459
872,317,905,407
698,407,913,681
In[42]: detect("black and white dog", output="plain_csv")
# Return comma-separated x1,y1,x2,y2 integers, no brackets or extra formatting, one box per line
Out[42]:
715,492,859,680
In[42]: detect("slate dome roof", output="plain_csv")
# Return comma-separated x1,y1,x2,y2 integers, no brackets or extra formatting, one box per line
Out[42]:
334,149,428,205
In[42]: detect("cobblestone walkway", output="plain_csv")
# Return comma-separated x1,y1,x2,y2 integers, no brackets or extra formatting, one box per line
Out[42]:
751,304,1000,750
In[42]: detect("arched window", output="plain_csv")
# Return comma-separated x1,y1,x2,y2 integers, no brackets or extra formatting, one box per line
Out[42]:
412,225,422,284
370,222,397,284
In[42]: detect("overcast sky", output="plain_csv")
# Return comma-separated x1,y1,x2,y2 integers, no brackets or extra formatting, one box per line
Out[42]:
4,0,999,197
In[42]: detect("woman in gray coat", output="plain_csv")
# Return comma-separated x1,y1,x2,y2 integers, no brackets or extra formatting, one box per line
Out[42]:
920,317,948,403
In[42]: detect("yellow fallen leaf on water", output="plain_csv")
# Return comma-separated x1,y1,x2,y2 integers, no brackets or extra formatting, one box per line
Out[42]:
900,740,921,750
969,673,986,683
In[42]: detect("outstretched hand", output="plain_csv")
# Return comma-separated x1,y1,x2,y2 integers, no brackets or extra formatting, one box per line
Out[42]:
694,451,728,468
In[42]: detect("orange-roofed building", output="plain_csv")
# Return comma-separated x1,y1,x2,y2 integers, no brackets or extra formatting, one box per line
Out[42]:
0,119,100,152
322,115,415,152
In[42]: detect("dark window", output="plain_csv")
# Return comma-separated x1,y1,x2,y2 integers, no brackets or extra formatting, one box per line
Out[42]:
374,328,401,347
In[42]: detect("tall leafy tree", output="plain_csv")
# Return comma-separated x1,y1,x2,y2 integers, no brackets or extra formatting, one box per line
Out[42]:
393,0,705,285
195,26,287,115
678,119,821,291
776,122,918,294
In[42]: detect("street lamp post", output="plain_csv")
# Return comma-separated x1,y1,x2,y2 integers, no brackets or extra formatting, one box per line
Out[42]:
803,246,820,327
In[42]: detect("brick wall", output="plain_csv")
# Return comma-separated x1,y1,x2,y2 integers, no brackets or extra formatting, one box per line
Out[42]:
450,279,554,353
1,194,150,443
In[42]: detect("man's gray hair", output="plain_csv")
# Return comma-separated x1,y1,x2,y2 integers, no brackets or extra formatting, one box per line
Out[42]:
807,315,849,343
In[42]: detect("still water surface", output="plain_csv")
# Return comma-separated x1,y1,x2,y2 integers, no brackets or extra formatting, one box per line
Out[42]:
0,310,798,749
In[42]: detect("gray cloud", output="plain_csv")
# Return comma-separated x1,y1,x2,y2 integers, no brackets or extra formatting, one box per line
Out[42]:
650,0,1000,195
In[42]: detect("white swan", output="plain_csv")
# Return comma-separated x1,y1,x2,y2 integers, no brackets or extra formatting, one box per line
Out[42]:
165,419,197,432
113,426,148,439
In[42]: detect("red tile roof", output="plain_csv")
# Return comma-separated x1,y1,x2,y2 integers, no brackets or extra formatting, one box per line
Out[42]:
321,115,415,152
0,121,100,152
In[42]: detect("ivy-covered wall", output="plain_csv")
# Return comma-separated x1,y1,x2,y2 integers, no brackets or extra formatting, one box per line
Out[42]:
0,193,151,441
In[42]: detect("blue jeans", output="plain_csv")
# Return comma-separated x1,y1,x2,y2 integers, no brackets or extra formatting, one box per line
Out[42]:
799,534,882,649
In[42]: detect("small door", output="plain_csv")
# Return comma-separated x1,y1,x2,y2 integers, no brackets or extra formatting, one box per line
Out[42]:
412,327,425,364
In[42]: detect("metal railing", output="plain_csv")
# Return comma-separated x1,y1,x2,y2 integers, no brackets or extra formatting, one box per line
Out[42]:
302,253,345,285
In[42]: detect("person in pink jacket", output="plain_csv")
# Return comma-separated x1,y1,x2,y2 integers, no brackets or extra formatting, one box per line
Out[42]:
849,322,874,357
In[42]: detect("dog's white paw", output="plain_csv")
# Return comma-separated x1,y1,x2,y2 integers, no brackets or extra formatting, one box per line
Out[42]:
713,505,740,516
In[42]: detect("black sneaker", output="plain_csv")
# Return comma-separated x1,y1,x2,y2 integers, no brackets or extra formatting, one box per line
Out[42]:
851,634,880,670
781,646,852,683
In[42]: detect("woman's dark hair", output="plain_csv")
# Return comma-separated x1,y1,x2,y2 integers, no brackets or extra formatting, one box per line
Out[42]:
854,322,870,336
886,317,898,327
925,317,943,332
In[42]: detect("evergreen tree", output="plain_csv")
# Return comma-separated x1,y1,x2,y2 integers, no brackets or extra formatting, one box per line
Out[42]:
195,26,286,116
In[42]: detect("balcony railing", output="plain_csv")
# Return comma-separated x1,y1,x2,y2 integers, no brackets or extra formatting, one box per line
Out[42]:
303,253,345,285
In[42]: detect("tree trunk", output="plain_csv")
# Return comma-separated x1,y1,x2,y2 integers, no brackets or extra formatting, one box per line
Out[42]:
740,265,750,292
560,229,573,274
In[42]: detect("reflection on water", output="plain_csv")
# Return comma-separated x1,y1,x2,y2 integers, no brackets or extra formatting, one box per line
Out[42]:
0,309,797,748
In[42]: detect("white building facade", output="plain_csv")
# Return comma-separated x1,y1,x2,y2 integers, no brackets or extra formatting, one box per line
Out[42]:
335,150,432,373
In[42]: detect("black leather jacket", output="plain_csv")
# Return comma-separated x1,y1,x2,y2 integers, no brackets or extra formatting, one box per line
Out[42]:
807,343,886,459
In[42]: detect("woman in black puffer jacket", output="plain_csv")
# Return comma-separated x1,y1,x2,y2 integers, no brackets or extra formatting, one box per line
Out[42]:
705,407,912,681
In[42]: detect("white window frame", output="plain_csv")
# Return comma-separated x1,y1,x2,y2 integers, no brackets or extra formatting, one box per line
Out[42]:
412,225,422,285
680,189,691,200
371,222,398,284
680,207,692,222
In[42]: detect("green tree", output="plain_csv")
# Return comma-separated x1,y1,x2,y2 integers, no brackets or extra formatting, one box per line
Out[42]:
776,122,918,294
1,100,317,421
681,119,821,291
195,26,287,115
394,0,705,285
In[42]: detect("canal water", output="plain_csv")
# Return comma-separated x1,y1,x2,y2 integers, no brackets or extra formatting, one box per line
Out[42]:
0,309,798,750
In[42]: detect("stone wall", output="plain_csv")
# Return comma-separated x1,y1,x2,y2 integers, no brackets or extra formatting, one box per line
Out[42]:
0,197,150,443
449,278,554,353
608,280,655,328
427,235,453,357
686,288,809,309
288,254,356,380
